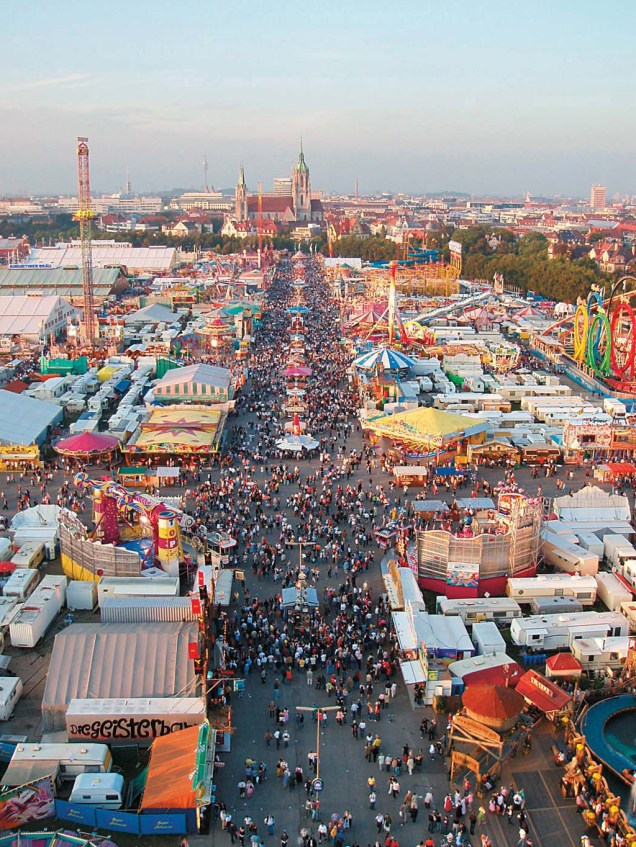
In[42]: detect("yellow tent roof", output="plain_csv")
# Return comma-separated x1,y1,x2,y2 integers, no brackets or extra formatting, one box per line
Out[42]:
365,406,487,446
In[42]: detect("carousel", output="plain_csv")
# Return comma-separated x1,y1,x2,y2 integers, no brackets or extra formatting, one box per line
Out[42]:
54,431,120,466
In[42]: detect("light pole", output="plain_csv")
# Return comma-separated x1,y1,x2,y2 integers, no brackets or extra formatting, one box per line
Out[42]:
295,705,340,785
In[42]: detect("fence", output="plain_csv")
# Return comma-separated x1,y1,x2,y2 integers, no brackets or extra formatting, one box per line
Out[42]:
55,801,187,835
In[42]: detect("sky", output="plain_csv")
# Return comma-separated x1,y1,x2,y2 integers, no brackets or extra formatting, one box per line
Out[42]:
1,0,636,198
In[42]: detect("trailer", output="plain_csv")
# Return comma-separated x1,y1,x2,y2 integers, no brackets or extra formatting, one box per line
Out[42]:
65,696,206,744
595,572,633,612
506,574,598,606
9,575,67,648
67,580,98,611
570,636,630,677
472,621,506,656
530,596,584,615
2,568,40,602
541,530,599,575
604,534,636,568
100,596,198,623
435,596,522,625
510,611,629,650
575,532,605,560
0,677,23,721
2,742,112,786
619,601,636,632
97,576,180,607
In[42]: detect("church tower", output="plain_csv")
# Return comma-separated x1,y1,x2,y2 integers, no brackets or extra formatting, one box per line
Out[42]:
292,142,312,222
235,164,248,221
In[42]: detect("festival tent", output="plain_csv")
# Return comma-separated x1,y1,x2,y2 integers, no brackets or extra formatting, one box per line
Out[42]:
54,431,120,457
515,669,571,715
42,622,199,731
462,683,525,731
276,435,319,452
364,407,488,448
353,347,415,371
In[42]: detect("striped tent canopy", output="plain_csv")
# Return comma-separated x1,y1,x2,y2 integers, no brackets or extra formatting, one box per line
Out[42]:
353,347,415,371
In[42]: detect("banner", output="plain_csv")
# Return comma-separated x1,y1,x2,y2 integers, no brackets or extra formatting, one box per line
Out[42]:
0,777,55,830
95,808,142,833
139,813,187,835
55,800,97,827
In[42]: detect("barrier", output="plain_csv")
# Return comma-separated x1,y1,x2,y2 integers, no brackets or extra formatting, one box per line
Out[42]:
55,801,188,835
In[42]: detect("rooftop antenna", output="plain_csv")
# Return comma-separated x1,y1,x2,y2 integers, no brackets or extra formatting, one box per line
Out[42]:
203,152,210,193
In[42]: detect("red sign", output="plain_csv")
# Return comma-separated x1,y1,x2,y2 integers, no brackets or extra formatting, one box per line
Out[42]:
188,641,200,660
191,598,201,615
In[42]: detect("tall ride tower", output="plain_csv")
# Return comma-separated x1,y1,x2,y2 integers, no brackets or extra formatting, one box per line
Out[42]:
74,137,96,343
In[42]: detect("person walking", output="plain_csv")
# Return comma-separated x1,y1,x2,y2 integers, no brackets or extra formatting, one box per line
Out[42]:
369,790,377,809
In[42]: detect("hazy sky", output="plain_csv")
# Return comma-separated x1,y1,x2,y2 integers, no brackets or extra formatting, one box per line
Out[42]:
2,0,635,197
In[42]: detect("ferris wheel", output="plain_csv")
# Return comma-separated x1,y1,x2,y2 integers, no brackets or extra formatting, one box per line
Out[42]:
607,275,636,383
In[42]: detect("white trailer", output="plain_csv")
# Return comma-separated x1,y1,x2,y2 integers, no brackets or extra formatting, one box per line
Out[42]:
2,568,40,601
2,743,112,785
530,596,584,615
435,596,522,624
506,574,598,606
0,677,23,721
595,572,633,612
472,621,506,656
604,534,636,567
97,576,180,607
66,580,98,611
510,611,629,650
576,532,605,559
0,596,21,630
541,531,599,575
9,575,67,648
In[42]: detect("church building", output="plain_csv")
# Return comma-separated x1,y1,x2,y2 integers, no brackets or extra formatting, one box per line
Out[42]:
234,146,324,226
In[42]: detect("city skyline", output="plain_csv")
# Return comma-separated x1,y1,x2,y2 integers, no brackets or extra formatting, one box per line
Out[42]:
1,0,635,197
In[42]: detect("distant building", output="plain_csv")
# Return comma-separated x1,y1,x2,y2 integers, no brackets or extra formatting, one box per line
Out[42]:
590,184,607,210
0,237,29,266
170,192,233,213
234,146,324,225
25,241,178,274
163,220,202,238
273,178,292,196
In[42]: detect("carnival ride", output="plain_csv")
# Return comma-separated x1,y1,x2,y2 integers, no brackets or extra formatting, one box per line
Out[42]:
69,473,237,579
570,276,636,390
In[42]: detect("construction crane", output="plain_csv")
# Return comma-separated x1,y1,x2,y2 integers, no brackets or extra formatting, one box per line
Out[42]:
74,137,96,344
257,181,263,268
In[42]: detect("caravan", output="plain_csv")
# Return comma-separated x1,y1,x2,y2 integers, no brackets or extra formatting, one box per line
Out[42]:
506,574,598,606
435,597,522,624
69,773,124,809
541,531,599,575
510,611,629,650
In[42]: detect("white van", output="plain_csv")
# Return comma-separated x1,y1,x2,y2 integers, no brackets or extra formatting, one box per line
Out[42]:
11,542,45,570
70,773,124,809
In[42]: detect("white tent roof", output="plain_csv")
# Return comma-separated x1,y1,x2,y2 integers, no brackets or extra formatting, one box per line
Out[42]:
0,389,62,445
42,622,199,731
29,242,176,272
10,504,63,530
156,363,231,390
0,295,74,337
554,485,631,522
124,303,179,325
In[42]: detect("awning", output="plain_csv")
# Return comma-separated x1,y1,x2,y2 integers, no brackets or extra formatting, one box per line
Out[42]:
515,669,571,713
155,466,181,478
392,611,417,652
400,659,426,685
412,500,447,513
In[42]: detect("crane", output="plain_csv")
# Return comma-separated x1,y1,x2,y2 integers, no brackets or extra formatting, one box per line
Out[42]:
74,137,96,344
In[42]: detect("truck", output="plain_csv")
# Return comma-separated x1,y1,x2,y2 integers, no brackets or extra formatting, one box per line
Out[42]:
510,611,629,650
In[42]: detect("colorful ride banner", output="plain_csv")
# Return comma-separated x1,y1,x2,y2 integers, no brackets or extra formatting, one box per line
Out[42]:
0,777,55,830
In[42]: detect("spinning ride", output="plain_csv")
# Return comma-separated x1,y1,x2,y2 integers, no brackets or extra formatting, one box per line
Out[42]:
572,276,636,390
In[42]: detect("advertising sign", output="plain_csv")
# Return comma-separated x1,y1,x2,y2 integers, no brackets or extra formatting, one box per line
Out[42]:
446,561,479,589
448,240,463,256
0,777,55,830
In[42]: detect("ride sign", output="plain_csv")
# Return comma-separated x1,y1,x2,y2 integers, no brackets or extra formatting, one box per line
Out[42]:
312,778,324,793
